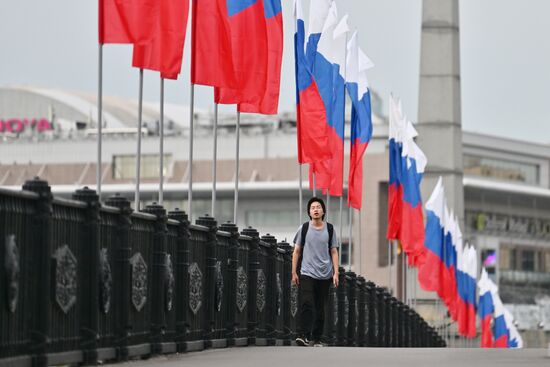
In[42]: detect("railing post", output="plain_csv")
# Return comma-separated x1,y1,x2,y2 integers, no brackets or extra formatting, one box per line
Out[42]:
195,215,218,348
72,187,100,365
23,177,52,367
356,276,366,347
142,203,168,355
277,240,292,346
241,227,259,345
219,222,240,347
105,194,133,361
260,234,277,346
336,266,347,346
365,281,376,347
167,208,190,353
345,272,357,346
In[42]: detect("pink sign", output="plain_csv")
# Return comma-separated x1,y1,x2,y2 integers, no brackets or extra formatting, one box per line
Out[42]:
0,118,52,134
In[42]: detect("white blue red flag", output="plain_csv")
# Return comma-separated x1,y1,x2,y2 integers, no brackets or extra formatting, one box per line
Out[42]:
478,268,497,347
308,2,349,196
294,0,331,164
345,30,374,209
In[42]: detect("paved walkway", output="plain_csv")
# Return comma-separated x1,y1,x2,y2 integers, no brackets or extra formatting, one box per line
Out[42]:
112,347,549,367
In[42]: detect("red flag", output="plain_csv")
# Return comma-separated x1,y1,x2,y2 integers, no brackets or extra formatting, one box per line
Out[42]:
132,0,190,79
190,0,236,88
214,0,269,112
238,0,283,114
98,0,159,45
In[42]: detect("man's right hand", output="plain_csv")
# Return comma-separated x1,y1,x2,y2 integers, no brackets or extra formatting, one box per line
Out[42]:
292,272,299,286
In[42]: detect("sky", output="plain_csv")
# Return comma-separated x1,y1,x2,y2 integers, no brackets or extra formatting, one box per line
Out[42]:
1,0,549,144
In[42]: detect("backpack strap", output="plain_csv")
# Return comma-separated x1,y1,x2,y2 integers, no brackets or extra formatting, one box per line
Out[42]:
327,222,334,250
300,221,309,249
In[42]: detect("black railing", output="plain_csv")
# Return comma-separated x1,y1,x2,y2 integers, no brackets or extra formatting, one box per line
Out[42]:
0,178,445,367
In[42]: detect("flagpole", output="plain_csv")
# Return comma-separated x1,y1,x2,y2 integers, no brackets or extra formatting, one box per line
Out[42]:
135,68,144,211
340,30,349,263
358,209,362,275
188,83,195,221
388,241,392,295
159,77,165,205
326,190,330,220
212,103,218,217
97,43,103,199
348,206,352,272
233,111,241,224
401,253,407,303
312,173,317,196
299,164,303,223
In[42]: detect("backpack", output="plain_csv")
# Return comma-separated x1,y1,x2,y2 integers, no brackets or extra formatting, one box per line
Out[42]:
296,221,335,276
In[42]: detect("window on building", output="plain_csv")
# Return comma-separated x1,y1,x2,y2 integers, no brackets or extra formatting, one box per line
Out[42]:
521,250,535,271
463,154,539,185
112,154,172,180
245,209,299,228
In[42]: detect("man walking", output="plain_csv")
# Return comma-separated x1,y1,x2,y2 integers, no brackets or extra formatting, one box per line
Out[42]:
292,197,340,347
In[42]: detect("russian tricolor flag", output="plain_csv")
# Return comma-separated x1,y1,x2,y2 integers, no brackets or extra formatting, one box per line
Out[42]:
399,120,427,266
294,0,331,165
493,293,509,348
439,208,457,318
462,245,478,338
308,2,349,196
345,30,374,209
386,95,426,265
478,268,497,348
387,95,405,243
418,177,446,292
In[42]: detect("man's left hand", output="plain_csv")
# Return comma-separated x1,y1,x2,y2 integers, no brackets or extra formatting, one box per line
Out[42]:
332,272,339,287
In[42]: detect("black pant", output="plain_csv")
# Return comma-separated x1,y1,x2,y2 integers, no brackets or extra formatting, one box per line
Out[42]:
298,275,331,341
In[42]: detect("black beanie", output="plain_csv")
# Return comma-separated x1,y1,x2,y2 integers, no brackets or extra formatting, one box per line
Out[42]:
307,197,326,220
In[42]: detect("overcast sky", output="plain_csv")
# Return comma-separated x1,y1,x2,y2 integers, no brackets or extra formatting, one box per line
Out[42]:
1,0,549,144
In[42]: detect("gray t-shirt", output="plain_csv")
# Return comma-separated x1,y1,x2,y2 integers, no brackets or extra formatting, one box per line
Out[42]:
293,221,339,280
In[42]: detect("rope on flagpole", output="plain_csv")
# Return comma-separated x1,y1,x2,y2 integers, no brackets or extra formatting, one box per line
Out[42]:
135,68,144,211
212,103,218,218
233,111,240,224
299,164,303,224
97,43,103,199
159,77,165,205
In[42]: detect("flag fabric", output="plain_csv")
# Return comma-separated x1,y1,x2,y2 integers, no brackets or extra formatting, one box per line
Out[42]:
132,0,189,79
398,119,427,266
308,3,349,196
345,30,374,209
305,0,331,71
455,218,467,334
439,208,457,319
215,0,284,115
99,0,160,45
505,311,523,348
294,0,331,164
463,245,478,338
418,177,446,292
190,0,236,88
386,96,427,261
387,95,405,241
239,0,284,114
478,268,497,348
492,293,509,348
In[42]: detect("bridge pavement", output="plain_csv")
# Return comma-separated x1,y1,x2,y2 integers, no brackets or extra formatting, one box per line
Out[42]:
111,347,549,367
